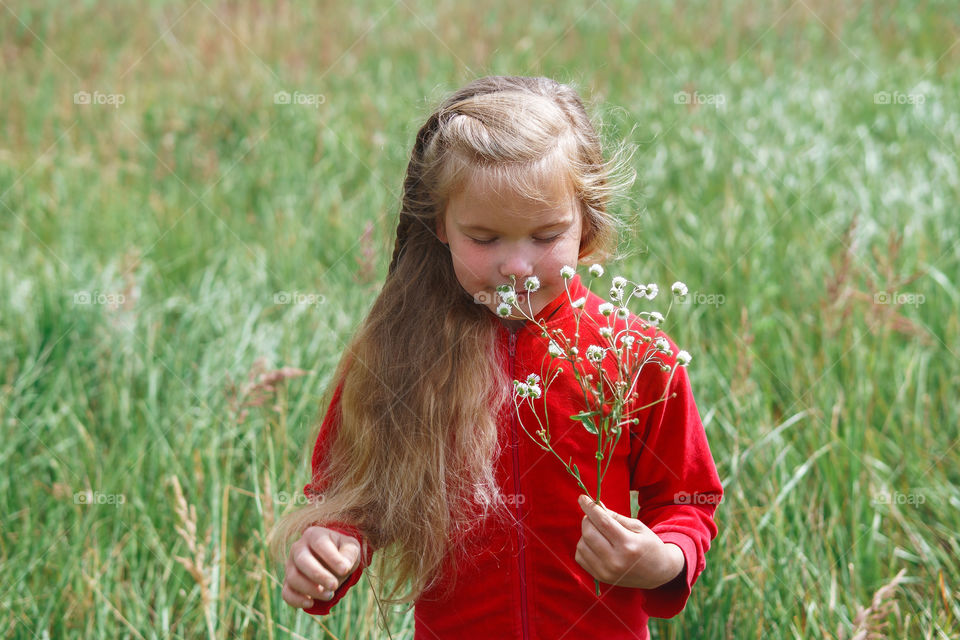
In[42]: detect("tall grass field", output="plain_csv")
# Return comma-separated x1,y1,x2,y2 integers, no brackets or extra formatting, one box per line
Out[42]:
1,1,958,637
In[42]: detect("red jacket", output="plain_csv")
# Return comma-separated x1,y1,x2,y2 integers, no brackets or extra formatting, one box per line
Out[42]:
302,275,723,639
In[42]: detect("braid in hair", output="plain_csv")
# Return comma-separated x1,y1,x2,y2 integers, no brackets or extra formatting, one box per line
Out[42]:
388,112,441,277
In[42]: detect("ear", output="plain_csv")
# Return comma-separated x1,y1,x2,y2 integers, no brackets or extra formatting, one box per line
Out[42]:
435,215,448,245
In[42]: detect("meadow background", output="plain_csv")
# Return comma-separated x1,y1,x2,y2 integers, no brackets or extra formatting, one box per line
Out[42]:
2,0,958,637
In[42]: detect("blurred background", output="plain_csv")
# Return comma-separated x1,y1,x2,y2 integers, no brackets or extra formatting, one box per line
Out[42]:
1,1,958,637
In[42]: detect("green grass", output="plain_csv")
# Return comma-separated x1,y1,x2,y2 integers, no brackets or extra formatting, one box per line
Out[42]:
1,0,958,637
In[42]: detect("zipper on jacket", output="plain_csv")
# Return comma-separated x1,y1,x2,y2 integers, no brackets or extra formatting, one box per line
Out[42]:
508,329,531,640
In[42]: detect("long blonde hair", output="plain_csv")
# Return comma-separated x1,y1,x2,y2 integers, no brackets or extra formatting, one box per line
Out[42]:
269,76,634,614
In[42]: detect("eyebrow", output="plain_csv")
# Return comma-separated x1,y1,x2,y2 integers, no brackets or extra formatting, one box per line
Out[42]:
458,218,572,233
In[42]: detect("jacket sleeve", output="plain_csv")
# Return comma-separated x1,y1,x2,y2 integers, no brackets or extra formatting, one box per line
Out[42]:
627,349,723,619
299,379,376,616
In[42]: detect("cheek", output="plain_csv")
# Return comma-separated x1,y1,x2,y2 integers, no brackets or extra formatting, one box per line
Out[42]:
449,244,489,286
544,236,582,266
451,243,487,270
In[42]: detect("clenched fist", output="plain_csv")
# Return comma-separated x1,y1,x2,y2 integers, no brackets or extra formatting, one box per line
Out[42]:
281,525,362,609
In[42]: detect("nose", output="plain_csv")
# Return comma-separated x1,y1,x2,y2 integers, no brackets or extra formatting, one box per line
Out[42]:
499,249,534,281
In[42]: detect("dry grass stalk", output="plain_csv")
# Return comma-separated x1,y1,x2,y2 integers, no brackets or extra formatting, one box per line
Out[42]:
821,215,931,344
730,305,756,403
261,470,276,534
168,474,216,637
224,357,308,425
840,568,908,640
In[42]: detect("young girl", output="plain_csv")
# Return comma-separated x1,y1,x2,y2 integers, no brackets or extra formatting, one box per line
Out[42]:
270,75,723,639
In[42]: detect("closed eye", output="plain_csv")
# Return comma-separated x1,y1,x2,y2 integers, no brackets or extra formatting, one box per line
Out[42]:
468,234,561,246
469,236,497,245
534,235,561,244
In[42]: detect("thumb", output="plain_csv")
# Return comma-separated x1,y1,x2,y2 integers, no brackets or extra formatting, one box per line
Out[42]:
606,509,651,534
332,531,362,574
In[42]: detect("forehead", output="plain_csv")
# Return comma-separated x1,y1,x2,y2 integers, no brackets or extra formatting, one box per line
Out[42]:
445,170,577,227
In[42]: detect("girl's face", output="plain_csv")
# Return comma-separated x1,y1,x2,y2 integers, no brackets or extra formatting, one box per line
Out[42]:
437,176,584,322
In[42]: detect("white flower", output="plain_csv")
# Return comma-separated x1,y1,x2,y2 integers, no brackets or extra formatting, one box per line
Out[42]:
497,303,511,317
612,276,627,290
588,263,604,278
524,276,541,292
548,341,563,358
648,311,664,326
528,384,542,399
598,302,615,317
633,284,647,298
609,287,622,302
571,296,586,309
499,288,518,305
599,327,613,339
621,334,635,347
526,373,541,385
676,350,692,366
671,281,688,297
515,383,528,397
616,307,628,319
560,265,576,279
645,283,659,300
654,337,669,353
586,344,604,362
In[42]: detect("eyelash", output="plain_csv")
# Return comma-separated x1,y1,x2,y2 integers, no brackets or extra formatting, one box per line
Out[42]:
470,235,560,245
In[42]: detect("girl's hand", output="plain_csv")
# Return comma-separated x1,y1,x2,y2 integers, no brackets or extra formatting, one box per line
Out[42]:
281,525,362,609
575,494,685,590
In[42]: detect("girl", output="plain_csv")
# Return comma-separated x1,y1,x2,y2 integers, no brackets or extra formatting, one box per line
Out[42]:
270,75,723,639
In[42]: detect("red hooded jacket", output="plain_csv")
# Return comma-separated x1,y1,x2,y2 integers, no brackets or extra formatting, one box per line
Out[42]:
301,275,723,639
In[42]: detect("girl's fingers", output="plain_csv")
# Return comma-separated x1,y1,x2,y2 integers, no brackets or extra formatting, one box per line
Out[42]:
292,544,340,592
575,539,602,579
286,565,331,601
580,515,615,555
306,533,353,579
281,582,317,609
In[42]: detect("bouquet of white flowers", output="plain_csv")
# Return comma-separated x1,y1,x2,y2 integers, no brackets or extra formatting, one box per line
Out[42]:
499,264,692,595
